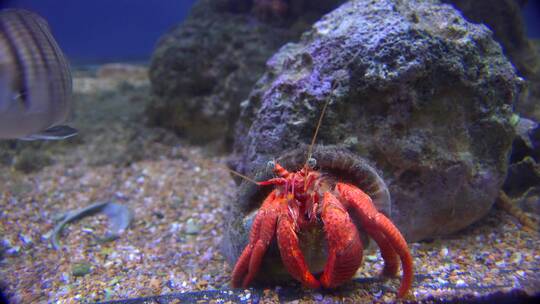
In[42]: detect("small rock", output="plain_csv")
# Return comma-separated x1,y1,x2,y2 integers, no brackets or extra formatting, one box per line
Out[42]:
511,252,522,264
6,246,20,255
18,233,32,245
343,136,358,147
103,288,114,301
196,280,208,290
109,277,120,286
170,222,181,233
437,277,448,285
439,247,449,257
150,278,162,293
81,227,94,233
185,218,201,235
202,274,212,281
72,262,92,277
1,239,11,248
41,231,52,241
115,192,127,199
171,196,183,207
61,272,69,283
365,254,378,262
100,247,114,256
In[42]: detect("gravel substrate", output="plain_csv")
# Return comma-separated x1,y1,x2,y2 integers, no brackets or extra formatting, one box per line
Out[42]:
1,67,539,303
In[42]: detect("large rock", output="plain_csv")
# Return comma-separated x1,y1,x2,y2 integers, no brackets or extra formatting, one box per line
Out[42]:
229,0,524,242
443,0,536,77
442,0,540,120
525,40,540,121
147,0,344,147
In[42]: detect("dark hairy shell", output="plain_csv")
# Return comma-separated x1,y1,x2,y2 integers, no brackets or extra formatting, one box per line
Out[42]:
222,145,391,282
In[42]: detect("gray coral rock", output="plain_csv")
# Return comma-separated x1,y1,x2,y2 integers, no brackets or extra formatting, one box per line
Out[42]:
229,0,524,242
147,0,344,147
443,0,540,121
504,118,540,218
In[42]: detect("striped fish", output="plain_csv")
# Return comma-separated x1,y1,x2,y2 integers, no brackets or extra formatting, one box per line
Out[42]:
0,8,76,140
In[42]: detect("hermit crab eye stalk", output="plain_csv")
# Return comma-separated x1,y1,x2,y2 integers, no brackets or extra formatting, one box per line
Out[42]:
266,160,276,172
307,157,317,169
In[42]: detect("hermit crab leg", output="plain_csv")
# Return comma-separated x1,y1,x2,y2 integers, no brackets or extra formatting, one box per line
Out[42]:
276,195,320,289
336,183,413,298
319,192,363,288
231,190,281,288
364,228,399,277
257,162,293,187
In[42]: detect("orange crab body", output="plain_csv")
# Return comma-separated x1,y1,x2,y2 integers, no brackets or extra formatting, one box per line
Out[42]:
230,147,414,297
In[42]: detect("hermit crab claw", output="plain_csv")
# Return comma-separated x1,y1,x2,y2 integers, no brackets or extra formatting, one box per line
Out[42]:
231,190,320,289
319,191,363,288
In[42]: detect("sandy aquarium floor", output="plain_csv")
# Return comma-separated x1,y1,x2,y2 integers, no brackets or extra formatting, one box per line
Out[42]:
1,66,539,303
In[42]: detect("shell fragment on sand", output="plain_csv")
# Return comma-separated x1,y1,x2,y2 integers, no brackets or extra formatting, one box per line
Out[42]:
50,201,133,250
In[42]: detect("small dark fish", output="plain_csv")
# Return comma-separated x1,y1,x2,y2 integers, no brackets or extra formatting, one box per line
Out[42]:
0,9,77,140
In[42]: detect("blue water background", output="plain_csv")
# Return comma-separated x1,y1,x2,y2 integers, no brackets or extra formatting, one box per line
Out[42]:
0,0,196,64
523,0,540,38
0,0,538,64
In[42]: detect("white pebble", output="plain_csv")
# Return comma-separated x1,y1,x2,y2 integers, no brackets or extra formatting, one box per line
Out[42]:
511,252,522,264
170,222,181,233
366,254,378,261
439,247,449,257
495,260,506,267
437,277,448,284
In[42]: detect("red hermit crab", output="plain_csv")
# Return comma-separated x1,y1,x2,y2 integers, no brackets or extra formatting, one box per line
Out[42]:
226,145,414,297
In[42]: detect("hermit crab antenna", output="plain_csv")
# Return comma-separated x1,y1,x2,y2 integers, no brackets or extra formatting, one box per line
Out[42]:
305,82,335,167
226,167,259,185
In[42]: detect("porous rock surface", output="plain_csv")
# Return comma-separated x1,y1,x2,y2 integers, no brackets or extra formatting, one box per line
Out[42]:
504,118,540,217
147,0,344,146
443,0,540,120
229,0,524,242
